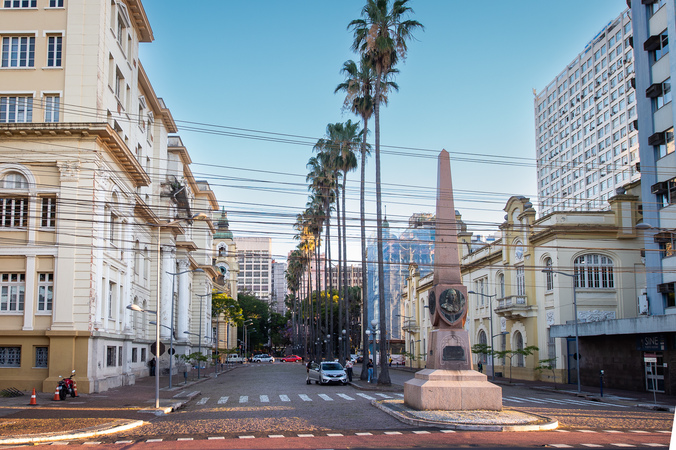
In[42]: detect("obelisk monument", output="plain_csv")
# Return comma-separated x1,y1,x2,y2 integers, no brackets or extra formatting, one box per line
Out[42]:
404,149,502,411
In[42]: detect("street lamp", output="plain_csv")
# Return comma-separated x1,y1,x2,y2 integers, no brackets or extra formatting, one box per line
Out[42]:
166,268,204,389
242,319,253,361
543,268,581,393
468,290,497,380
145,213,208,409
365,319,379,382
341,329,347,363
190,290,219,379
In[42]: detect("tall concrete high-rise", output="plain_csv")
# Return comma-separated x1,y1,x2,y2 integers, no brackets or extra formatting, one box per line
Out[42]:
535,9,639,216
234,237,272,302
270,260,287,315
629,0,675,316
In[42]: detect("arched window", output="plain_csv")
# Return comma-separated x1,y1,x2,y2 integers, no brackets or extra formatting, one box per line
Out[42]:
514,331,525,367
545,257,553,291
134,240,140,275
477,330,488,364
2,172,28,189
143,247,149,280
575,254,614,288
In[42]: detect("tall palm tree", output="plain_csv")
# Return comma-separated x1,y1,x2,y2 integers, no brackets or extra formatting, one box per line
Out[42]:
349,0,423,384
335,56,397,377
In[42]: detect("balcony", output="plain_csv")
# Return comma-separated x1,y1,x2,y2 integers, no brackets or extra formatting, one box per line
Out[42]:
402,319,419,333
494,295,535,319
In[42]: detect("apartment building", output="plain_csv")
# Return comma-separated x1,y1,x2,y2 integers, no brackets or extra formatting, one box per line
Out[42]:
329,264,363,289
270,260,287,315
535,10,640,216
235,237,272,302
0,0,219,393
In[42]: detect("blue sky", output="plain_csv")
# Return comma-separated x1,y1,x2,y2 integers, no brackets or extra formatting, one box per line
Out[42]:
139,0,627,262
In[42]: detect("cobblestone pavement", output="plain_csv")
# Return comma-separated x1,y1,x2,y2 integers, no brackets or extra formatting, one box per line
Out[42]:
0,363,672,444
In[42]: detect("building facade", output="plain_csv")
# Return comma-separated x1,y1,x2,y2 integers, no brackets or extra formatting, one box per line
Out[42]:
211,209,239,351
235,237,272,302
270,260,287,315
535,9,640,216
0,0,219,393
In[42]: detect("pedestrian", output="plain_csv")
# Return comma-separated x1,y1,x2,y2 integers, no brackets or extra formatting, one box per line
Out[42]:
478,361,483,373
306,359,312,385
345,359,353,382
389,357,393,367
149,358,156,376
367,359,374,383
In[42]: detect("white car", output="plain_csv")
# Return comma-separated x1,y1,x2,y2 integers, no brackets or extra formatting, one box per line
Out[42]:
308,361,347,385
252,354,274,363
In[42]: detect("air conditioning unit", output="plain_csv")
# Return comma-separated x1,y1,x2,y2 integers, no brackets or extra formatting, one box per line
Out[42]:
638,294,649,315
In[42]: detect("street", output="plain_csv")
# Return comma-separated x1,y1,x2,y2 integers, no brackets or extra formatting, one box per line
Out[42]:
19,363,671,449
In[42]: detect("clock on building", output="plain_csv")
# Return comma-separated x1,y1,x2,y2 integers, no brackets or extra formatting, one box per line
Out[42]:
515,242,524,261
216,262,230,279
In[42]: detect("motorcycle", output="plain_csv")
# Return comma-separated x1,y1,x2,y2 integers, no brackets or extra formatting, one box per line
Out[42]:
58,370,77,400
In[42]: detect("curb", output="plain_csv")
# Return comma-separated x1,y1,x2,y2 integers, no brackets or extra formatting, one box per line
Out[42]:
0,419,146,445
372,400,559,432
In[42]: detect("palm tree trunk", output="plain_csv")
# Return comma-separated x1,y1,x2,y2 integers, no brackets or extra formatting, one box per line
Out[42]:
374,76,390,385
336,186,342,362
342,172,349,365
324,209,330,358
360,120,369,381
326,204,334,361
315,237,321,359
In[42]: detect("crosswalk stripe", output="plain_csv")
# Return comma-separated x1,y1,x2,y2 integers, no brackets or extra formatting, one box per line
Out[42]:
395,393,404,397
298,434,314,437
279,394,290,402
327,433,343,437
581,444,603,447
336,393,355,400
355,432,372,436
576,429,597,433
525,396,567,404
299,394,312,402
503,396,526,403
260,395,269,402
376,393,393,398
384,431,402,435
318,394,333,401
239,396,248,403
643,444,668,447
603,430,623,433
218,396,228,404
628,430,649,433
197,397,209,405
268,435,284,438
356,393,375,400
609,444,635,447
549,444,573,448
173,391,186,398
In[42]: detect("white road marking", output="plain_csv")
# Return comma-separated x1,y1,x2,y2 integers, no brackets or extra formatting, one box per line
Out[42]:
548,445,573,448
581,444,603,447
603,430,624,433
412,430,431,434
239,435,255,439
439,430,456,434
114,441,133,444
197,397,209,405
208,436,225,440
239,395,248,403
355,432,372,436
643,444,668,447
503,396,527,403
356,393,376,400
298,434,314,437
610,444,636,447
268,435,285,438
318,394,333,401
327,433,344,437
177,438,193,441
299,394,312,401
83,443,101,445
384,431,403,435
576,429,597,433
376,393,393,398
628,430,649,433
218,396,229,404
279,395,290,402
336,393,355,400
146,439,163,443
260,395,269,402
173,391,186,398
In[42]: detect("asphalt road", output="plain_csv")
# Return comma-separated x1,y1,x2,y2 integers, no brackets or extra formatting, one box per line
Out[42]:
27,363,674,448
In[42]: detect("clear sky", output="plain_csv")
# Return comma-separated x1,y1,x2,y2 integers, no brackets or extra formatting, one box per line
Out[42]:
138,0,627,263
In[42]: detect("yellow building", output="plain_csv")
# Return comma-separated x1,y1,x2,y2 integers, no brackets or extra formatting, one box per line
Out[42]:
0,0,219,393
402,186,645,383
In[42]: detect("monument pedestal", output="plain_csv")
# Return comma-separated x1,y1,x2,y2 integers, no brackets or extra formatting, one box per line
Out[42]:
404,369,502,411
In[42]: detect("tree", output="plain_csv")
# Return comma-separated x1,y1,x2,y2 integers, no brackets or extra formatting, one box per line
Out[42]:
494,345,539,383
535,357,558,389
211,292,240,356
349,0,423,385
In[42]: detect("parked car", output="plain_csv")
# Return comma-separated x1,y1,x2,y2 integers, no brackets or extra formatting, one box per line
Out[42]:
252,354,274,363
226,354,245,363
308,361,347,385
280,354,302,363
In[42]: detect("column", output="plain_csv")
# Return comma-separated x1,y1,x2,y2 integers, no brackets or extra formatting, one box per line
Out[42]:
177,259,190,340
22,256,35,330
160,245,175,340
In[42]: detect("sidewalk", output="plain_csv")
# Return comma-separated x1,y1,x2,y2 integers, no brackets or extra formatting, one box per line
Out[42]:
0,364,235,445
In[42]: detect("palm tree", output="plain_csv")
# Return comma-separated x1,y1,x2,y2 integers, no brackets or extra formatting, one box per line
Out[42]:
349,0,423,384
285,250,303,353
335,56,397,377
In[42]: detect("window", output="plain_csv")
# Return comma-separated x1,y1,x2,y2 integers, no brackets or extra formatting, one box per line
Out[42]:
654,78,672,110
514,331,524,367
49,0,64,6
0,347,20,367
3,172,27,189
575,254,614,289
108,281,115,318
3,0,36,8
545,258,553,291
0,273,25,312
1,36,35,67
41,197,56,227
648,30,669,62
114,69,123,102
477,330,487,364
38,273,53,311
141,347,146,362
131,347,137,363
106,346,116,367
118,346,122,366
0,198,28,227
35,346,48,368
0,96,33,123
43,95,60,123
516,266,525,296
46,36,62,67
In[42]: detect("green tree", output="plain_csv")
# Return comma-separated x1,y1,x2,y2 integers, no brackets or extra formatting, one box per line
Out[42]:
494,345,539,383
349,0,423,385
237,293,270,354
535,357,558,389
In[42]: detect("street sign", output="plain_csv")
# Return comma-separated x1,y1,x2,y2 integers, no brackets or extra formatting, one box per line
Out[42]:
644,357,657,363
150,342,166,356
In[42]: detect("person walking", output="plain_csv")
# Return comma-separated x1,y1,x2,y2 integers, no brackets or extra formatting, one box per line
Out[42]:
478,361,483,373
306,359,312,385
367,359,374,383
345,359,353,382
149,358,156,376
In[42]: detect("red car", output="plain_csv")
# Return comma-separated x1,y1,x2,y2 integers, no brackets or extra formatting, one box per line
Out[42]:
280,355,302,363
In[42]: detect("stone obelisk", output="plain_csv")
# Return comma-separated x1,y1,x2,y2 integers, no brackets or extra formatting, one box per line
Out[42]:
404,149,502,411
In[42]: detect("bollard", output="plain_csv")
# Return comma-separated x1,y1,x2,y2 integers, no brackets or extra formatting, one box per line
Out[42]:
599,369,604,397
52,386,61,401
184,371,188,385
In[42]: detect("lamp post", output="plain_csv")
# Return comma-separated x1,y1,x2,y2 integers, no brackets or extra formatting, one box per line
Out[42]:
192,290,217,380
166,268,203,389
543,268,581,393
242,319,253,362
468,290,497,380
342,329,347,362
365,319,379,382
144,213,208,410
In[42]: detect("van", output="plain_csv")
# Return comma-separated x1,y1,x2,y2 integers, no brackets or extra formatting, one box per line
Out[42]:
227,354,245,363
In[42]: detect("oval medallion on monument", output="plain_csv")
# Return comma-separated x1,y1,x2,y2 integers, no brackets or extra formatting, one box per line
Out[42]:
437,288,466,327
428,290,438,326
